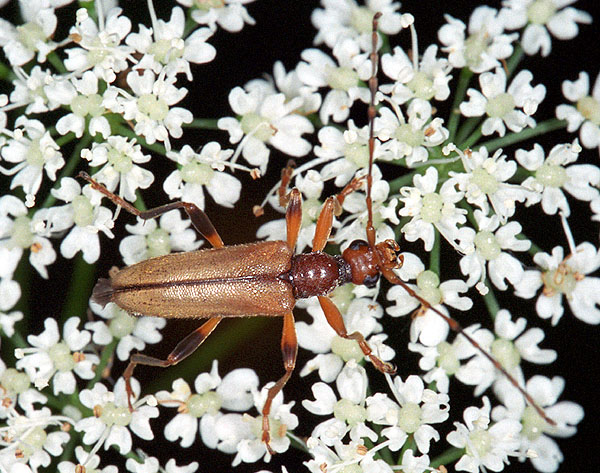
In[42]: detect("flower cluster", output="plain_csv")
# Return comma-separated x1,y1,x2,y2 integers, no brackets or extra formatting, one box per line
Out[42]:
0,1,597,473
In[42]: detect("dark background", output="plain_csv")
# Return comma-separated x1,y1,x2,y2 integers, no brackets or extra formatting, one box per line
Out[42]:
1,1,598,472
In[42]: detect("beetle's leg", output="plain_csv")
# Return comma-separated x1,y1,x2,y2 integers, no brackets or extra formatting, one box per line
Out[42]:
312,196,335,252
123,316,223,410
262,310,297,454
333,176,366,216
285,188,302,251
78,171,224,248
278,160,296,208
318,295,395,374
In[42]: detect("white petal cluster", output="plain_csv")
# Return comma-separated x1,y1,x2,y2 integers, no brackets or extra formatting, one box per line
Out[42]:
460,67,546,137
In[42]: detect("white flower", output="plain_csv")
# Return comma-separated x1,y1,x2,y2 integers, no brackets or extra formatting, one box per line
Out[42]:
126,7,216,80
0,0,59,66
449,147,530,223
104,69,192,151
0,195,56,279
438,6,518,73
458,211,531,291
367,375,449,454
311,0,403,51
408,324,494,394
387,262,472,346
218,85,313,172
81,136,154,203
246,61,322,116
202,383,297,465
15,317,99,394
460,67,546,136
515,241,600,325
380,44,452,104
447,397,521,472
157,361,258,448
119,209,201,265
55,71,111,139
9,66,70,115
75,379,159,455
86,299,166,360
179,0,256,33
297,39,370,124
516,140,599,216
125,456,199,473
492,375,584,473
398,166,467,252
0,278,23,336
0,117,63,207
313,121,381,187
64,7,133,83
556,71,600,150
164,143,242,210
57,446,118,473
1,406,70,472
0,359,46,420
456,309,556,396
396,450,431,473
377,99,449,166
500,0,592,57
303,362,375,446
304,438,392,473
37,177,115,264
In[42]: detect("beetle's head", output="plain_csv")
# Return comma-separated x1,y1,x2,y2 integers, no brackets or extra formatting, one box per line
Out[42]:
341,239,402,288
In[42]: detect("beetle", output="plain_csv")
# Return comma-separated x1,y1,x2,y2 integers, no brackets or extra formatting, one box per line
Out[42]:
81,12,554,454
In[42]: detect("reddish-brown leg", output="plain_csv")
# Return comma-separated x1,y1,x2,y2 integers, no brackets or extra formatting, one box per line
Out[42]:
278,160,296,208
318,295,395,374
286,188,302,251
312,196,335,252
334,176,366,216
261,311,297,454
123,316,223,410
78,171,224,248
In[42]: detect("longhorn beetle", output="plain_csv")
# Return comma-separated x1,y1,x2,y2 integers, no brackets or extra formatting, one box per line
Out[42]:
81,12,554,454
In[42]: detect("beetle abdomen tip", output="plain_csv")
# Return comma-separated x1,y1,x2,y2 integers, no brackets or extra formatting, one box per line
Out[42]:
92,278,114,307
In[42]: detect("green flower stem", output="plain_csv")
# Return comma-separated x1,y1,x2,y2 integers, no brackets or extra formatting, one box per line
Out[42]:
0,60,14,81
397,435,417,466
40,132,92,210
431,447,465,468
60,253,96,325
46,51,67,74
461,125,483,149
482,279,501,320
185,118,221,130
447,68,473,142
287,432,309,454
506,43,525,77
478,118,567,153
88,339,118,387
455,116,483,145
430,229,441,276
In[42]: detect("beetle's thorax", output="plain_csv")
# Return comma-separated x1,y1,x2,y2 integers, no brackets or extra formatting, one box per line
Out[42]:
286,252,351,299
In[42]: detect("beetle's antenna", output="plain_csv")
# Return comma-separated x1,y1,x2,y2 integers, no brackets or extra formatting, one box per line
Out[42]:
365,13,555,427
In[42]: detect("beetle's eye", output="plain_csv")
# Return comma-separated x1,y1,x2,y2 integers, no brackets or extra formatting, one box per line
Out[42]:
349,239,368,251
363,273,380,288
